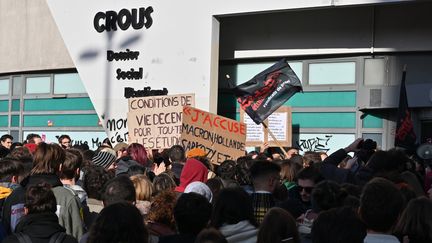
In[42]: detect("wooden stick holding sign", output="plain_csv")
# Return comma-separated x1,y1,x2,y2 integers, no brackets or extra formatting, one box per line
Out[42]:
262,122,289,158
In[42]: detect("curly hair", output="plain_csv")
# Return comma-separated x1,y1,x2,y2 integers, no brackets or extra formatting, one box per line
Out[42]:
152,173,176,196
146,190,177,231
83,165,113,200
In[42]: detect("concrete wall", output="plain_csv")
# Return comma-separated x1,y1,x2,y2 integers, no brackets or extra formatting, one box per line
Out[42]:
0,0,73,73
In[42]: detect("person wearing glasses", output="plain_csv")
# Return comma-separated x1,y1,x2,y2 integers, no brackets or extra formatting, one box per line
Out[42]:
296,166,322,212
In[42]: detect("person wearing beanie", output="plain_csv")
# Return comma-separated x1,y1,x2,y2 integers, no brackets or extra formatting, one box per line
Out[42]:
175,158,208,193
186,148,207,159
184,181,213,202
92,151,116,170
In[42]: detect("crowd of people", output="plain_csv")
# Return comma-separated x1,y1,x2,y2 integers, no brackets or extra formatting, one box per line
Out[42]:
0,133,431,243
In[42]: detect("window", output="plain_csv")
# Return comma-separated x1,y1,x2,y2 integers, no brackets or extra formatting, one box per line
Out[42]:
26,77,50,94
236,61,303,85
362,133,382,148
0,78,9,95
364,58,386,86
309,62,355,85
54,73,87,94
12,76,22,96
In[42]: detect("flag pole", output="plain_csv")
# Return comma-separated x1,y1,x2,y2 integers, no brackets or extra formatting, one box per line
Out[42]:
262,122,289,158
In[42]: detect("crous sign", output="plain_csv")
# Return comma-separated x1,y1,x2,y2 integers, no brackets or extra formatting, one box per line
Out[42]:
93,7,154,33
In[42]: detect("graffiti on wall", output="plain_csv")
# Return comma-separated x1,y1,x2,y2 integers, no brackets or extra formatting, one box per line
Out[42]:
297,135,332,152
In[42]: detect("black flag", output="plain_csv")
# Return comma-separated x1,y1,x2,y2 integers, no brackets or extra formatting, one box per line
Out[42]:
233,59,302,124
395,70,416,148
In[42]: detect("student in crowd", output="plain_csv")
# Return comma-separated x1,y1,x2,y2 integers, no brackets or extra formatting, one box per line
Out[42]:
2,143,84,240
130,174,153,216
0,135,13,159
285,147,299,159
0,159,24,218
159,192,212,243
82,165,112,226
298,180,347,240
210,187,258,243
206,178,224,204
113,142,128,159
360,177,404,243
3,183,78,243
101,175,136,206
25,134,42,145
311,206,366,243
394,197,432,243
249,161,281,224
60,150,87,204
146,191,177,242
86,202,148,243
216,160,239,189
0,134,13,151
257,208,300,243
58,135,72,150
116,145,147,178
152,173,176,196
175,158,208,193
127,143,149,167
168,145,186,185
294,165,323,212
91,150,117,172
302,152,321,168
6,147,33,177
235,156,254,194
184,182,213,202
279,159,302,193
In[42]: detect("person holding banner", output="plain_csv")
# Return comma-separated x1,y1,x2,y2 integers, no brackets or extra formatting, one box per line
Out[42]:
233,59,303,158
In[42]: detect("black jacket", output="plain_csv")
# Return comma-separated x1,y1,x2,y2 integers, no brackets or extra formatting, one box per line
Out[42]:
2,213,77,243
1,174,84,239
320,149,373,185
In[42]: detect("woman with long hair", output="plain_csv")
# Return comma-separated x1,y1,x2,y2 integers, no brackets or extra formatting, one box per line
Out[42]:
395,197,432,243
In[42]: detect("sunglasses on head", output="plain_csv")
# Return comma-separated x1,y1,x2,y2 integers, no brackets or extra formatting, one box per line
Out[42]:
297,185,314,193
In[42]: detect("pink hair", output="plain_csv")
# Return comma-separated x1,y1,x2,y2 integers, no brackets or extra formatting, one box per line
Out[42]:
127,143,148,166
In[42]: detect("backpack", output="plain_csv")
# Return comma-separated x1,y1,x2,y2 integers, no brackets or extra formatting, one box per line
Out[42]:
15,231,67,243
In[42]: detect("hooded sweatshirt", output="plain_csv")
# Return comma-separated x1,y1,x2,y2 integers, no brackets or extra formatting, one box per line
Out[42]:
2,174,84,240
175,158,208,193
219,220,257,243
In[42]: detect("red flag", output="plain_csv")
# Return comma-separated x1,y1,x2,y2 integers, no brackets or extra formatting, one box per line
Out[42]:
394,70,416,148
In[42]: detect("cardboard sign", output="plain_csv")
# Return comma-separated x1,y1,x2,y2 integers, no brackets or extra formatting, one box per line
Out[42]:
127,94,195,149
241,106,292,147
180,106,247,165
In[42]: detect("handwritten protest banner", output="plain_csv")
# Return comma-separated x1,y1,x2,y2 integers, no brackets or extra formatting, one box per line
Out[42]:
240,106,292,147
180,106,246,165
127,94,195,149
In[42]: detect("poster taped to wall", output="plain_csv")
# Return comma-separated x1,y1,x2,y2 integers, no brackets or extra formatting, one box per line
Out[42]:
180,106,246,165
127,94,195,149
240,106,292,147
